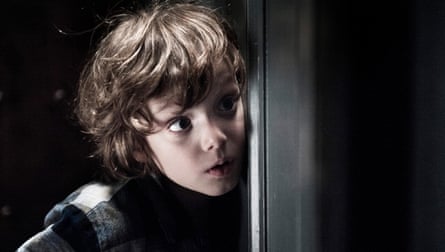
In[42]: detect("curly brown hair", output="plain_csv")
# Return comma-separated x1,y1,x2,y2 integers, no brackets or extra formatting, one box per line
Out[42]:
75,2,246,181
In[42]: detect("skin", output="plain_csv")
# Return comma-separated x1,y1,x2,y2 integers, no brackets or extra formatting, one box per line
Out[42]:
144,60,245,196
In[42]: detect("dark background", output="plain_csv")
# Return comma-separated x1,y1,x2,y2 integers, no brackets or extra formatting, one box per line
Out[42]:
1,0,445,251
317,0,445,251
0,1,118,250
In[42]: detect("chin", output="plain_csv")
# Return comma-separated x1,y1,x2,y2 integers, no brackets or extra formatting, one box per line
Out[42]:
202,181,239,197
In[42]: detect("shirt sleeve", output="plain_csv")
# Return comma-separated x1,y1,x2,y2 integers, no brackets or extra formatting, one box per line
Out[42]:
16,225,75,252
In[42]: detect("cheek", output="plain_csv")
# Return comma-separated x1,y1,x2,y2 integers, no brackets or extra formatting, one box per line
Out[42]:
145,135,174,167
238,100,246,126
229,106,246,145
237,103,246,133
145,134,197,169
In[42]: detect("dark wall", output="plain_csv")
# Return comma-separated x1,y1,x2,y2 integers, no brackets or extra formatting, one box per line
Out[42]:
411,0,445,250
317,0,445,251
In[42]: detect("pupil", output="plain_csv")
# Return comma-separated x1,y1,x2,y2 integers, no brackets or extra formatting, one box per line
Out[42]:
179,118,189,128
222,98,234,110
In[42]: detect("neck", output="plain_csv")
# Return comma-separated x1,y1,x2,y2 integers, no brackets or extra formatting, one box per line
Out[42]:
160,175,242,250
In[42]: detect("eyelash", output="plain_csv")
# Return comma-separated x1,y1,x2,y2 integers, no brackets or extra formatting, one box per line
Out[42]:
166,94,240,133
218,95,239,114
167,116,192,133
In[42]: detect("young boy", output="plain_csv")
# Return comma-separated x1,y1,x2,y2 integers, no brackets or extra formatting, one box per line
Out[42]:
18,2,246,251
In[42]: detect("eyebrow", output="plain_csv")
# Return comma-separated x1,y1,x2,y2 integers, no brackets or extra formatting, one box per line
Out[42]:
216,71,235,87
149,101,183,124
219,80,240,95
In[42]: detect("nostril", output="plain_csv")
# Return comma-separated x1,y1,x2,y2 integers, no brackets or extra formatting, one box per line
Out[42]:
202,134,227,151
200,121,228,151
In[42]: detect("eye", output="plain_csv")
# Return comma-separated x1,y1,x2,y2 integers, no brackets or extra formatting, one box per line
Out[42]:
168,117,191,132
218,95,238,112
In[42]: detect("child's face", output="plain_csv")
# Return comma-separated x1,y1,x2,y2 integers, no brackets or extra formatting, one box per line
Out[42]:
145,60,245,196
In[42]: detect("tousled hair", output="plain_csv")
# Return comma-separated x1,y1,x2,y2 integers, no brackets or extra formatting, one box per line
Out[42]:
75,2,246,181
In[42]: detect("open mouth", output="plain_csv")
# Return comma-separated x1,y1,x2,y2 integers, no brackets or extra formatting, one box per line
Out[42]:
207,160,232,177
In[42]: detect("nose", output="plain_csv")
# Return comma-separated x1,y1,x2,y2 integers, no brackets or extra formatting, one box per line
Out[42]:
200,120,227,152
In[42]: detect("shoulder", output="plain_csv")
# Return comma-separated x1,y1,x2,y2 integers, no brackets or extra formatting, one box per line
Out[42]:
44,180,129,227
17,227,76,252
19,179,159,251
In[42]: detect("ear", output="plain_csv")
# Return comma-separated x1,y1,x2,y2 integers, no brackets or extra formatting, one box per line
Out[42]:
133,150,148,162
130,116,149,162
130,116,149,131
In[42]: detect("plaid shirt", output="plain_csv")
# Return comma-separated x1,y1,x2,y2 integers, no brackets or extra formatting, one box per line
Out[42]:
17,175,243,251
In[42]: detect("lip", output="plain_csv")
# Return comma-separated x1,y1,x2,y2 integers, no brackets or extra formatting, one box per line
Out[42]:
206,159,234,177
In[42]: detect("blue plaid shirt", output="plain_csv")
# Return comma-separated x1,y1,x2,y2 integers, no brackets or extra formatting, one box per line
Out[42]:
17,176,245,251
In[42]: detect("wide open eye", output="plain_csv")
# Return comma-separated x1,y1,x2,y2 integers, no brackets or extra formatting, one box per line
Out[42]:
168,117,191,132
218,95,238,113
